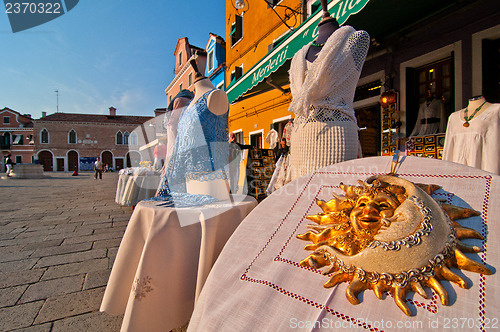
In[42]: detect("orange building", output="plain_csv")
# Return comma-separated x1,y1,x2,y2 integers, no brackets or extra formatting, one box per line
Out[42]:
165,37,206,105
225,0,304,148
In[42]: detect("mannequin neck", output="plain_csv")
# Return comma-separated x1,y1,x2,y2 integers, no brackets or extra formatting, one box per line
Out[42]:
315,18,340,45
306,17,339,62
193,78,215,102
467,96,490,114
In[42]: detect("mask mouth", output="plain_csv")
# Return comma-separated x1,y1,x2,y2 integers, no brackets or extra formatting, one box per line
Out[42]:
358,216,380,225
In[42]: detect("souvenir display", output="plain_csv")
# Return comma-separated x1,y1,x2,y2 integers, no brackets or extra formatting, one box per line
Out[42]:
297,175,491,316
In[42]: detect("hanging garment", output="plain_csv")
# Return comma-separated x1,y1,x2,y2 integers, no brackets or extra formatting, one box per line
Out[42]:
265,129,279,149
410,98,446,136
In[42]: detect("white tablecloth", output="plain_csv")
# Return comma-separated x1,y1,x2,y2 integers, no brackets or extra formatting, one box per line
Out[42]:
100,195,258,331
115,173,161,206
188,156,500,331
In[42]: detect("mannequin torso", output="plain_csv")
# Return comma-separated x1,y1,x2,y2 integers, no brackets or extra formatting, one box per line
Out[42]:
461,96,492,122
306,18,340,62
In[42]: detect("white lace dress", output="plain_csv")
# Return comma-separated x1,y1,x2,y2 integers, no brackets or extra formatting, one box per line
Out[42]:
288,26,370,181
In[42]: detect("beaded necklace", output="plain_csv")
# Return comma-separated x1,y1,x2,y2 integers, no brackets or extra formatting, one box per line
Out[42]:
311,40,325,47
463,100,487,127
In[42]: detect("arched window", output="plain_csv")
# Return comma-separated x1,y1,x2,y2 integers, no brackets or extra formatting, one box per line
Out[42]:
116,131,123,145
124,132,130,145
41,129,49,144
68,129,77,144
130,132,138,146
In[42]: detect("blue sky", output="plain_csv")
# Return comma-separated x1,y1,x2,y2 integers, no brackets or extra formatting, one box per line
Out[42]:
0,1,226,119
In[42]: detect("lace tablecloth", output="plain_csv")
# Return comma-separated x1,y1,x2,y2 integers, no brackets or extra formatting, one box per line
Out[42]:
188,156,500,332
100,195,258,331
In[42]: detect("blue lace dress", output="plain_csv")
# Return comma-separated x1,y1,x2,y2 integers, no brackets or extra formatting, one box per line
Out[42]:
151,89,229,207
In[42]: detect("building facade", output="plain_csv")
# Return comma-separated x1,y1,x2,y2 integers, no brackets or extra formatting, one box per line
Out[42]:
226,0,304,147
0,107,34,169
205,33,227,90
33,107,153,172
226,0,500,159
165,37,206,106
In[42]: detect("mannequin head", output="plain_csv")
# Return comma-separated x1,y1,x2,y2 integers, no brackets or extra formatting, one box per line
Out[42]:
168,89,194,111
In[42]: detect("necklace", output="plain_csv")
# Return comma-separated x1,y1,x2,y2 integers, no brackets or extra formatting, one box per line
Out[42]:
311,40,325,47
463,100,487,127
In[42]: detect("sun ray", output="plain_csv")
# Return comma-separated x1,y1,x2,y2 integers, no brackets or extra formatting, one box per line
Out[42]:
436,265,468,288
425,276,449,305
392,286,411,316
454,248,492,275
456,240,482,253
410,281,428,299
345,276,368,305
324,271,351,288
442,203,480,220
455,226,484,240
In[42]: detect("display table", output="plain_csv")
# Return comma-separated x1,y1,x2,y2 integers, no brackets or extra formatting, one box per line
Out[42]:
188,156,500,331
115,168,161,206
100,195,258,331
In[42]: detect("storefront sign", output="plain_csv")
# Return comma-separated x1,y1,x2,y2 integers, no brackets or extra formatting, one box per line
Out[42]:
227,0,371,103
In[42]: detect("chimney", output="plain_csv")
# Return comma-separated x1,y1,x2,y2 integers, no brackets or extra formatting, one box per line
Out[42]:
42,112,47,117
109,107,116,116
154,108,167,118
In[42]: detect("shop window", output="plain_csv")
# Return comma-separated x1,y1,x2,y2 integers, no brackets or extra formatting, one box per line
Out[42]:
250,132,262,148
230,66,243,83
230,15,243,47
41,129,49,144
124,132,129,145
116,131,123,145
354,80,382,102
483,38,500,103
406,57,454,135
68,129,77,144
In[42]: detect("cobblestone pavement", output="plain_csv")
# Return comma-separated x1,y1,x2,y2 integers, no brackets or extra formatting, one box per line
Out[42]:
0,172,132,331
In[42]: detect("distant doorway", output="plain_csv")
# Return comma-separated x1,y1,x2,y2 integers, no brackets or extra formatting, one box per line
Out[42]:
56,158,64,172
68,151,78,171
38,151,53,172
102,151,113,169
115,158,124,171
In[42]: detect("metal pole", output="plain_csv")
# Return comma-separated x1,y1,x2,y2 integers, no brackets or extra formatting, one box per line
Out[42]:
55,90,59,113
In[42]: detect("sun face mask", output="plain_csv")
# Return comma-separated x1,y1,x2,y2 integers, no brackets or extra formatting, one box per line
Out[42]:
297,175,492,316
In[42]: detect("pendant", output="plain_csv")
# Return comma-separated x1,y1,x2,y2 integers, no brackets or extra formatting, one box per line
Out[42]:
463,122,470,127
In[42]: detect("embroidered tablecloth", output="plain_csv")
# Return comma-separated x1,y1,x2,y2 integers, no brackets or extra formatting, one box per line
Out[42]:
100,195,258,331
188,156,500,331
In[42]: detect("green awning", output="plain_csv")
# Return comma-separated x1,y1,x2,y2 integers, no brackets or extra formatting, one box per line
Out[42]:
226,0,371,104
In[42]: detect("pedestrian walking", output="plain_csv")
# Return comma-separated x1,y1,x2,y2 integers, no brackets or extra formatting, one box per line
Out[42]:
5,154,14,177
94,157,103,180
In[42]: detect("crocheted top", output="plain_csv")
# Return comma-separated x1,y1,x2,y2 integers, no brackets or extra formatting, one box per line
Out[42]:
152,89,229,207
288,26,370,123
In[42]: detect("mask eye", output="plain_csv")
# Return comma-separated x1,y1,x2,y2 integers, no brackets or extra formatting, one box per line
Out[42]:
379,203,390,209
357,202,366,207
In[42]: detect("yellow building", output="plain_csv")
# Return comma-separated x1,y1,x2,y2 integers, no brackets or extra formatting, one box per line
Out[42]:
225,0,304,148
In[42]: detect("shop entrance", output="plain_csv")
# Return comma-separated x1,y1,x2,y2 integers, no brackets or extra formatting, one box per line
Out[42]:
355,105,381,157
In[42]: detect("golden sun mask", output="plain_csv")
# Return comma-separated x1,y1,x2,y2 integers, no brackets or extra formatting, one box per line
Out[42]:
297,175,492,316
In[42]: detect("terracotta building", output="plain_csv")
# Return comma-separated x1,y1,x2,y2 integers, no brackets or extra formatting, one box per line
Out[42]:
33,107,153,172
0,107,35,170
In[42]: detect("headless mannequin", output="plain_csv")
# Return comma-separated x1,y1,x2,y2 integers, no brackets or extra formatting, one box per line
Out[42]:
462,96,491,122
190,59,229,116
305,0,340,62
185,59,230,201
